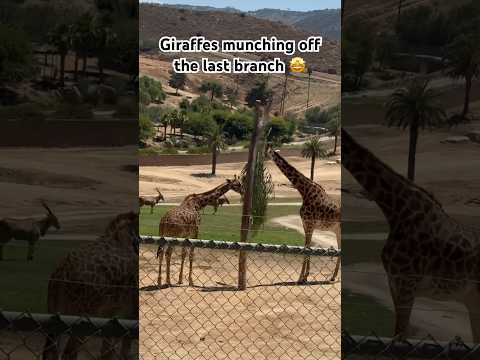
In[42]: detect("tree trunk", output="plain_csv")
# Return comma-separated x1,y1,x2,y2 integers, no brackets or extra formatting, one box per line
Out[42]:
238,103,268,290
74,53,79,81
306,74,311,109
82,55,87,73
210,91,214,102
60,54,66,87
333,135,338,154
407,123,419,181
310,155,315,180
176,88,179,95
211,146,217,175
463,75,472,118
164,124,167,140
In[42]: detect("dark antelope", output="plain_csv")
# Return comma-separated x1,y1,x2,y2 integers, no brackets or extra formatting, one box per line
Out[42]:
139,188,165,213
0,201,60,261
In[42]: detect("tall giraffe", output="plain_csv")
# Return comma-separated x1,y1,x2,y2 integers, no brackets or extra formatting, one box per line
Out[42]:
342,129,480,341
157,177,243,287
268,147,341,283
43,212,139,359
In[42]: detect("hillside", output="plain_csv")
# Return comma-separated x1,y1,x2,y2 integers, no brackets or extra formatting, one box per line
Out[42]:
155,4,341,41
344,0,471,24
251,9,340,40
139,4,340,73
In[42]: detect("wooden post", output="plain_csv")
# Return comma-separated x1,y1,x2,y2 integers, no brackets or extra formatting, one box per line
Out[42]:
238,101,269,290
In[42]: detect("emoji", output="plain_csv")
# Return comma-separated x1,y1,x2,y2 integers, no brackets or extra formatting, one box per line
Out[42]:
289,57,306,73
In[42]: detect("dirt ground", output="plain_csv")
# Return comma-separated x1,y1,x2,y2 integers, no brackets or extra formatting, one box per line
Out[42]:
140,154,341,203
0,146,137,237
139,245,340,360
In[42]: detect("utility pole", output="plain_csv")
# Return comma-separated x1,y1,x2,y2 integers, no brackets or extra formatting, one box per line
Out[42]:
238,101,270,290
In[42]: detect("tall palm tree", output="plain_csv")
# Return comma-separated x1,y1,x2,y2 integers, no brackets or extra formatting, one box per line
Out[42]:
445,33,480,119
199,80,223,102
208,124,226,175
385,79,446,181
302,137,328,180
327,105,341,154
48,24,72,87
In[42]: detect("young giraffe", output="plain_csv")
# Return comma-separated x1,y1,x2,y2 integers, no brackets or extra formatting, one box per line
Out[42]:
157,177,243,287
43,212,139,360
342,129,480,341
267,147,341,283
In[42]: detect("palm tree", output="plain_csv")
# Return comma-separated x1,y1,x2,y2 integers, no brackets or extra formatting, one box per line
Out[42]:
445,33,480,119
48,24,72,87
160,112,170,141
302,137,328,180
199,80,223,102
208,124,226,175
306,66,313,108
327,105,341,154
385,79,446,181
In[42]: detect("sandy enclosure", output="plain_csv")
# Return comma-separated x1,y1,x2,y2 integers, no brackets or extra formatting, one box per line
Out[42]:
140,157,341,202
139,245,341,360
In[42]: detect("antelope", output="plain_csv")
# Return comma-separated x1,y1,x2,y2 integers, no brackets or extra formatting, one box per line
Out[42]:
139,188,165,214
0,201,60,261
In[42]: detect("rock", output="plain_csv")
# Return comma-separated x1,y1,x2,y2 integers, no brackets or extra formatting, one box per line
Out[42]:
466,131,480,143
441,136,470,144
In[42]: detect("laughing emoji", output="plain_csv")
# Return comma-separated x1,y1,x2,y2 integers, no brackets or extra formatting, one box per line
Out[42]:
289,57,306,73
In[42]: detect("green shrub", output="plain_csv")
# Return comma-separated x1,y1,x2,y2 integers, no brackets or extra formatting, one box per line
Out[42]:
186,145,211,154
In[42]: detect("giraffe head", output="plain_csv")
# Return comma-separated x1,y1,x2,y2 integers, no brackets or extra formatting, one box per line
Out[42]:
226,175,243,195
103,212,139,254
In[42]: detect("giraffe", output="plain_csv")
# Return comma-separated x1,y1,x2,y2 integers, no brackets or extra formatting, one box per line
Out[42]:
342,129,480,341
43,212,139,360
267,147,341,283
157,177,243,287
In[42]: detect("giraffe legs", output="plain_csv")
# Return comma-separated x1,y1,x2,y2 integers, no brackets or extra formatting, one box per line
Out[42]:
188,246,194,286
388,275,416,339
299,222,314,284
178,247,187,284
42,333,59,360
64,335,86,360
330,224,341,282
165,245,173,286
466,294,480,343
156,245,164,287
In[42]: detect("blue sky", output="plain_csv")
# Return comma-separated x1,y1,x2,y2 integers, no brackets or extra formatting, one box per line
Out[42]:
141,0,340,12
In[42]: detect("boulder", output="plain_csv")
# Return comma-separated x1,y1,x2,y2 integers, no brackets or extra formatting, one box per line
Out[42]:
441,136,470,144
466,131,480,144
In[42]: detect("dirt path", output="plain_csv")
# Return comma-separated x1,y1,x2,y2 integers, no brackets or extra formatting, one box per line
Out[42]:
140,245,340,360
343,262,472,342
270,215,338,249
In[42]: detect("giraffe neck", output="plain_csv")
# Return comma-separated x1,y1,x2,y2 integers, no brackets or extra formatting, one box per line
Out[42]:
342,129,445,224
184,182,234,211
270,150,322,198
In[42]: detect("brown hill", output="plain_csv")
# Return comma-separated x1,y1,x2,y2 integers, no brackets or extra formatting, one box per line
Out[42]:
139,4,340,74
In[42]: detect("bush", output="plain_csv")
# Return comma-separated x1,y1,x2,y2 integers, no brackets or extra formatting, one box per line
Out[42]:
183,112,216,137
114,97,138,118
266,116,296,144
139,76,166,105
223,112,254,141
0,103,46,121
139,113,154,143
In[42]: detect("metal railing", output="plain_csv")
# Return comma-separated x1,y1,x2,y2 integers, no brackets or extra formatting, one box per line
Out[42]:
139,236,341,360
0,311,138,359
342,332,480,359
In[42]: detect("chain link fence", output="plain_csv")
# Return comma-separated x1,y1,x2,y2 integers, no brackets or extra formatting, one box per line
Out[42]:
139,236,341,360
0,311,138,359
342,332,480,359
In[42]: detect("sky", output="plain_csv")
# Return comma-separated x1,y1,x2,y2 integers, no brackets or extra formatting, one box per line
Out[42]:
141,0,341,12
